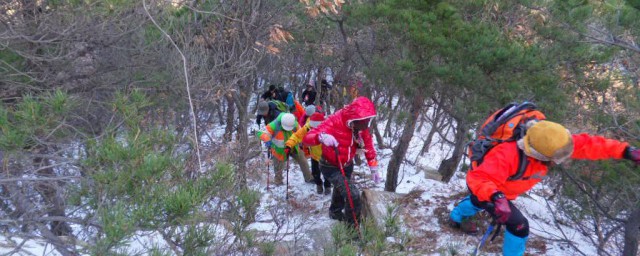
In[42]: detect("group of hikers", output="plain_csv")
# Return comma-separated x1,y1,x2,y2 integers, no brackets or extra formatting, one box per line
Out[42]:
254,83,640,256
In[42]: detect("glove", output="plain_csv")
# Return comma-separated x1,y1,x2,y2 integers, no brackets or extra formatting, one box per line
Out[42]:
624,146,640,165
370,166,381,183
284,146,292,157
318,133,338,147
491,192,511,224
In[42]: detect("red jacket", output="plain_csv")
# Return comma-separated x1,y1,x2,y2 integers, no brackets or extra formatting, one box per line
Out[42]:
303,97,378,167
467,133,628,202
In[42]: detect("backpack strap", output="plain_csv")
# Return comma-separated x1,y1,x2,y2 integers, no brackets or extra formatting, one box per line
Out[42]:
508,148,529,181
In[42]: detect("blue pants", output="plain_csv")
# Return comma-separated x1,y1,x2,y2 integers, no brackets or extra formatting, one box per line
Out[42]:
450,195,483,223
450,195,529,256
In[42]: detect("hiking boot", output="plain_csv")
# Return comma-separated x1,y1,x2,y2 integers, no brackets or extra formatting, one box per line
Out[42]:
324,186,331,195
329,211,346,221
316,185,323,194
449,218,478,235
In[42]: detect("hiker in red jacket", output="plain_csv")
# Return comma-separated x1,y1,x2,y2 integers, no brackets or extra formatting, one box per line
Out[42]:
303,97,381,227
450,120,640,256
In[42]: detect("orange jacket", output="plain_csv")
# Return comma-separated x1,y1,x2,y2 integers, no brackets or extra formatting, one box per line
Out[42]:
467,133,628,202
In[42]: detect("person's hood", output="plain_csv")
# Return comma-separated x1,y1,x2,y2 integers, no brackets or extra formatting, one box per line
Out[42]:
342,97,376,126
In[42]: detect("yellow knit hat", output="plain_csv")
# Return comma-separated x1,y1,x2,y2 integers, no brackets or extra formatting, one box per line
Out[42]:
523,120,574,163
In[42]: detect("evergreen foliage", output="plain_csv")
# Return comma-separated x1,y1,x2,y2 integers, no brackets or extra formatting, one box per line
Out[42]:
0,0,639,254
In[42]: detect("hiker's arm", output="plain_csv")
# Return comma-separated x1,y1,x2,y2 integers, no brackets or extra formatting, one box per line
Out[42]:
256,130,271,142
257,121,279,142
571,133,628,160
286,124,309,148
293,100,305,118
261,91,271,100
256,114,262,126
303,114,337,146
362,129,378,167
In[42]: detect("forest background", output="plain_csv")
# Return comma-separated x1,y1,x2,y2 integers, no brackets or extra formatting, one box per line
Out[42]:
0,0,639,255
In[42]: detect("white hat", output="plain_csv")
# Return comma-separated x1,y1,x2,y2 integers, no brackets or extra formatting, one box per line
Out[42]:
305,105,316,116
281,113,296,131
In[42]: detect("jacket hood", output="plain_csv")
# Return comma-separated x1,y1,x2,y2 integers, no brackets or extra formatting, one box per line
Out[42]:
342,97,376,126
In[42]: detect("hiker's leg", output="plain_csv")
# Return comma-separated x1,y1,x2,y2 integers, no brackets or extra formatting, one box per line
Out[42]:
311,159,322,186
504,231,527,256
329,180,345,217
340,164,361,225
311,159,324,194
315,159,331,188
450,195,483,223
293,150,313,182
321,161,345,217
322,170,332,189
273,158,285,185
502,203,529,256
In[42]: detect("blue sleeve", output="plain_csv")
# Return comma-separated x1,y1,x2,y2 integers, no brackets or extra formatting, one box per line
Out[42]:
286,93,294,108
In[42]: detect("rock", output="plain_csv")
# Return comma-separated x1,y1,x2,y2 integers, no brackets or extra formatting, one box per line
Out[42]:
361,189,407,227
418,164,442,181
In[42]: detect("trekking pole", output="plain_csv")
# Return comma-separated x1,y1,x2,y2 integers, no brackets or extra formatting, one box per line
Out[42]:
286,151,290,200
333,146,361,234
472,222,495,256
265,146,270,191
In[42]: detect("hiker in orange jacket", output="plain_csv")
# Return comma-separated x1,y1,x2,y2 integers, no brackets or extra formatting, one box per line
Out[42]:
450,120,640,256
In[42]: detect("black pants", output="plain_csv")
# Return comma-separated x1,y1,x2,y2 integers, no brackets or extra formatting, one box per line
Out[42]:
311,159,331,188
469,194,529,238
320,159,361,225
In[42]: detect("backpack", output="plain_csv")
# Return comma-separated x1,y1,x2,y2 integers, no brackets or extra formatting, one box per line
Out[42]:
285,92,294,109
271,100,290,114
468,102,546,180
275,87,294,109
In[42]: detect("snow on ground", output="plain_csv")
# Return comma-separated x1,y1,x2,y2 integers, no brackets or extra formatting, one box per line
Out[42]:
3,103,606,255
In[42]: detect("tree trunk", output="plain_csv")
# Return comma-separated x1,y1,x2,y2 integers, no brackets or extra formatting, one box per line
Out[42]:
371,119,386,149
384,94,423,192
233,78,254,189
438,120,467,183
419,106,443,156
623,207,640,256
217,102,225,126
370,91,386,148
383,97,401,138
223,94,236,142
